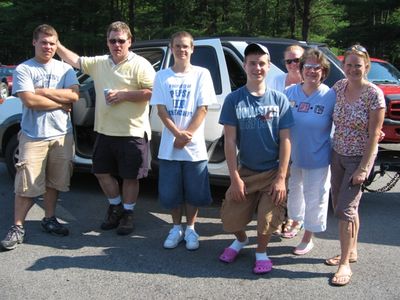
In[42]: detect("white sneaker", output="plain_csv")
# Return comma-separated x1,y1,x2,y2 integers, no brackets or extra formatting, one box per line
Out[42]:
163,227,184,249
184,229,199,250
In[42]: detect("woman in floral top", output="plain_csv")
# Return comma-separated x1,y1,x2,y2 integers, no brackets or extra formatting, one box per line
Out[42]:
326,45,385,286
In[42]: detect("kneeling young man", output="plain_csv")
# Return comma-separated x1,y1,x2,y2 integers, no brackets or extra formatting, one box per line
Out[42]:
218,43,294,273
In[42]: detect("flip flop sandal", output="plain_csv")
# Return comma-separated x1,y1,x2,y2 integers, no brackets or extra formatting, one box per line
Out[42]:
325,255,358,266
331,272,353,286
219,247,239,263
253,259,273,274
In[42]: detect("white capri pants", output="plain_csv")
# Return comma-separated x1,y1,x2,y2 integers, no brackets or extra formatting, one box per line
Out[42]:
287,165,331,233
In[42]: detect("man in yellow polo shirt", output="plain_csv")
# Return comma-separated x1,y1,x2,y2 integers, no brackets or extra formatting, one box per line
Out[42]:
57,21,155,235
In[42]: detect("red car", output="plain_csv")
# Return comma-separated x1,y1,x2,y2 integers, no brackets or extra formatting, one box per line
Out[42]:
338,56,400,143
0,65,16,99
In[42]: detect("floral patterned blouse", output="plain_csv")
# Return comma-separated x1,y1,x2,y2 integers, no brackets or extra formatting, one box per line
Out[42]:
332,79,385,156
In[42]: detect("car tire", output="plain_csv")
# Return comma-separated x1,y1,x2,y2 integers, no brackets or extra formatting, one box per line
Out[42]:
5,134,18,178
0,82,9,99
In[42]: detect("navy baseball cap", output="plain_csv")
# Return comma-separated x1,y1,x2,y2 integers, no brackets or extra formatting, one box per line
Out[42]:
244,43,270,57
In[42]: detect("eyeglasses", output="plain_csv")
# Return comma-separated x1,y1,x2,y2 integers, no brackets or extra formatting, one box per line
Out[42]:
303,64,322,71
346,45,368,54
109,39,127,45
285,58,300,65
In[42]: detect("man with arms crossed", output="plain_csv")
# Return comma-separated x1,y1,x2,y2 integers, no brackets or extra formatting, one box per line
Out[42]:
1,24,79,250
57,21,155,235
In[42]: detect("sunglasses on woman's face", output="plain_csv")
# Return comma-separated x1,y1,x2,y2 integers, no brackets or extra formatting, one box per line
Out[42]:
304,64,322,71
284,58,300,65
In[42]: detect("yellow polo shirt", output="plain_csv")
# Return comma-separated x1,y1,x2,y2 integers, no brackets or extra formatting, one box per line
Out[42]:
80,52,155,138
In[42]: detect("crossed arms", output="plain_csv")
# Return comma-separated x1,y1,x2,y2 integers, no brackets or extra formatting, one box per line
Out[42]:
18,85,79,112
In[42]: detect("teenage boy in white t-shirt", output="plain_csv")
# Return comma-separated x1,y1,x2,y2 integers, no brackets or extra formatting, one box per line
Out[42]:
150,31,217,250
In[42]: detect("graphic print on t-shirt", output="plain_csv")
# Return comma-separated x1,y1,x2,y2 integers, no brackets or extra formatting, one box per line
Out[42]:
298,102,310,112
314,105,325,114
167,83,193,117
236,105,279,129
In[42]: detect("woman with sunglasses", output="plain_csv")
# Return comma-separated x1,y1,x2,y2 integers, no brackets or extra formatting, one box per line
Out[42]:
269,44,304,93
269,44,304,236
326,45,385,286
283,49,335,254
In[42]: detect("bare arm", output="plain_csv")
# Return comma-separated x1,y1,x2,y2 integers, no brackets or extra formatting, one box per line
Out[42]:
56,42,81,69
186,106,208,134
18,91,71,112
224,124,247,202
156,105,192,147
269,128,291,205
173,105,208,148
106,89,152,105
351,108,385,185
35,85,79,104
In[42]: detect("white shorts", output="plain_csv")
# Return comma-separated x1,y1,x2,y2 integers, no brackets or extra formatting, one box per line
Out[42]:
287,165,331,233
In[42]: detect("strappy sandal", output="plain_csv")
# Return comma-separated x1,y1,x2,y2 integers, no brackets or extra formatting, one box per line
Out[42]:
281,221,303,239
282,219,293,234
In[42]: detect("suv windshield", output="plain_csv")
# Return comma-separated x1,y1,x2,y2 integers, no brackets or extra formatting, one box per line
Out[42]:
368,61,400,84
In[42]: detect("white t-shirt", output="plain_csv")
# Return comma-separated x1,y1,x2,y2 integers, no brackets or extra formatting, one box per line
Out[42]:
150,66,217,161
268,73,287,92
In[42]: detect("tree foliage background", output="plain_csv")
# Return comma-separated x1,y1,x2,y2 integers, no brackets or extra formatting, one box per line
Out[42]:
1,0,399,67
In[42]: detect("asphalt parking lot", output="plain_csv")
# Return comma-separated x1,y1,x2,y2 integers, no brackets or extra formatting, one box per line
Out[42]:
0,162,399,299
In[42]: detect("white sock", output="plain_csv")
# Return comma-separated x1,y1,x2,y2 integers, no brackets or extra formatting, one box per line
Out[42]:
108,196,121,206
186,224,195,232
255,252,269,261
123,202,136,211
229,237,249,252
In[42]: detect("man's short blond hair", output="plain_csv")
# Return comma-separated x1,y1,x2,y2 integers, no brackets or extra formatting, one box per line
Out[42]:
33,24,58,41
107,21,132,39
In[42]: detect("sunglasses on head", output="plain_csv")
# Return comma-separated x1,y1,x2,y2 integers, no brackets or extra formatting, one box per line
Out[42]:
284,58,300,65
347,45,368,54
303,63,322,71
109,39,127,45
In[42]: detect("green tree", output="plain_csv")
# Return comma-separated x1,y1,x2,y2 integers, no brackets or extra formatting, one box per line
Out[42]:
330,0,400,63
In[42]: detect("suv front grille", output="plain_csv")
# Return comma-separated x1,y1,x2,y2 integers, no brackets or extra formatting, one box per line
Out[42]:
387,100,400,120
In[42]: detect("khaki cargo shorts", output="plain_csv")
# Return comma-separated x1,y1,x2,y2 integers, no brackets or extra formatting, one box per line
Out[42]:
221,167,287,235
14,132,74,198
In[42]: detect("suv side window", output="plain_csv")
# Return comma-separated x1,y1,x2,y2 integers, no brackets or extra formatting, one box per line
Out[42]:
135,48,165,72
169,46,223,95
224,50,246,91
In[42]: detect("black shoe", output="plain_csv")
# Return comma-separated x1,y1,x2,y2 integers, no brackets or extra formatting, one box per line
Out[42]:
101,203,124,230
116,210,134,235
1,225,25,250
41,216,69,236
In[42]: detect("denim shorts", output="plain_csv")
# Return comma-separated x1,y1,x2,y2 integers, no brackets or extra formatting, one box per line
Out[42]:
158,159,212,209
